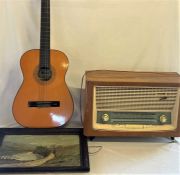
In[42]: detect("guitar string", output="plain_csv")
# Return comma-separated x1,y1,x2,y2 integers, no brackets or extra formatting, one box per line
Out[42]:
46,0,50,102
45,0,49,102
39,0,48,102
42,0,46,102
44,0,47,102
39,0,43,102
47,0,50,102
38,0,50,104
42,0,49,102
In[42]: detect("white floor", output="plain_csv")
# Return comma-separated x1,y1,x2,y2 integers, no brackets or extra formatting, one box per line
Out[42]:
86,137,180,175
4,137,179,175
2,122,180,175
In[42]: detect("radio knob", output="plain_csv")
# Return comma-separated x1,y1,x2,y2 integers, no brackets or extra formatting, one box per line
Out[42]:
102,114,110,122
160,115,168,124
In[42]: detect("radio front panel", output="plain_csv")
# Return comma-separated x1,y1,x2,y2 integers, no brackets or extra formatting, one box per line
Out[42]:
92,86,179,132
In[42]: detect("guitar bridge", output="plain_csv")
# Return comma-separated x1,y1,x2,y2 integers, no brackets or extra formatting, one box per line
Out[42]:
28,101,60,108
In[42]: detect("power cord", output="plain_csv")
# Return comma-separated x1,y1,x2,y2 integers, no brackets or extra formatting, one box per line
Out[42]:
79,71,109,155
88,146,103,155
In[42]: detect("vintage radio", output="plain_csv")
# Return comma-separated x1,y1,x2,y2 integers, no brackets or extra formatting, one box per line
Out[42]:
83,70,180,137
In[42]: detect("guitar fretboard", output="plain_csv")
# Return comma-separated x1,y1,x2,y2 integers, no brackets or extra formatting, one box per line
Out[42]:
40,0,50,68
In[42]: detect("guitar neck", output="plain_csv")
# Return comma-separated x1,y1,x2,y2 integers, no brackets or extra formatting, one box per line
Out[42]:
40,0,50,68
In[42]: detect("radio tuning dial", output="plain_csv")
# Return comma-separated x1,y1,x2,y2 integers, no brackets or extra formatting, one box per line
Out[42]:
102,114,110,122
160,115,168,123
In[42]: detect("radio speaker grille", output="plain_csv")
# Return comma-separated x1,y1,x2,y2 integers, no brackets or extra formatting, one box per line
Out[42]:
96,86,178,111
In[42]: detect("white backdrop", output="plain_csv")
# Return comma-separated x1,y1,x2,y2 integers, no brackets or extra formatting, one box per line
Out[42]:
0,1,180,175
0,0,179,127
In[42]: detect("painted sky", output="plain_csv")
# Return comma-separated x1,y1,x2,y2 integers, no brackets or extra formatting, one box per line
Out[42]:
3,135,79,147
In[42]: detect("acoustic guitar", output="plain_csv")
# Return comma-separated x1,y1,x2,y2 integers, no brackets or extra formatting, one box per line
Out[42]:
13,0,74,128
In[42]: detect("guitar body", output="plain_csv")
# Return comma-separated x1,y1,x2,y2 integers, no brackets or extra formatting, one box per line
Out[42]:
13,49,74,128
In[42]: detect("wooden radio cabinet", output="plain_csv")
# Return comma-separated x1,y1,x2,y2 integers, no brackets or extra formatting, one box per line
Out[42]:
83,70,180,137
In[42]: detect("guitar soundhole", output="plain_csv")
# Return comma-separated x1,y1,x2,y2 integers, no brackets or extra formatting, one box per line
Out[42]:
38,67,52,81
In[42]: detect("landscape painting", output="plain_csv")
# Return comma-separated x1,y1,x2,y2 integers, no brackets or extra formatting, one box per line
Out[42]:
0,134,80,168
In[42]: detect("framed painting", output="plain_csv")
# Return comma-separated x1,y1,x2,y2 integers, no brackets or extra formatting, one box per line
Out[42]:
0,128,89,173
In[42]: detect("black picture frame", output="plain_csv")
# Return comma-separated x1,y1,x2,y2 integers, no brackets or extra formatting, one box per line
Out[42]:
0,128,89,173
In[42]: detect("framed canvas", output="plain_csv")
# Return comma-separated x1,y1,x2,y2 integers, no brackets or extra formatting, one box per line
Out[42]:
0,128,89,173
